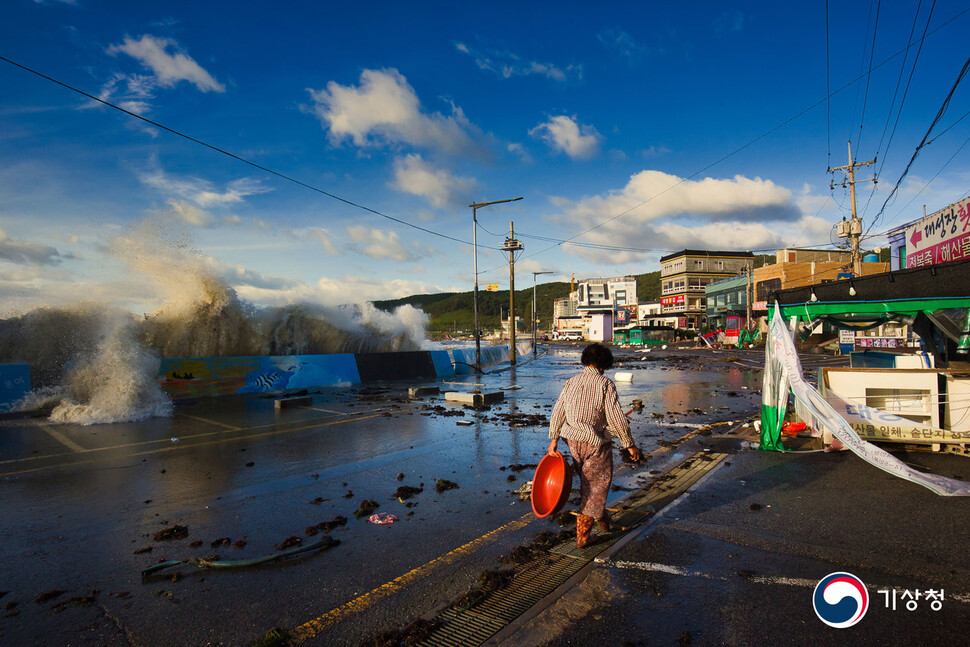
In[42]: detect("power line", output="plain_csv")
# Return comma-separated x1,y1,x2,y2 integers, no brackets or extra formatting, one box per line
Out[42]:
853,0,882,156
861,0,936,220
868,55,970,232
0,54,476,249
516,6,970,266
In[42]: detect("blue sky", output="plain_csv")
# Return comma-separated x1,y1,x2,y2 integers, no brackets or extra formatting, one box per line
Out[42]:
1,0,969,315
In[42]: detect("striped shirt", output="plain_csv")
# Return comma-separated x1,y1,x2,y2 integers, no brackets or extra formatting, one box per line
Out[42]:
549,366,634,448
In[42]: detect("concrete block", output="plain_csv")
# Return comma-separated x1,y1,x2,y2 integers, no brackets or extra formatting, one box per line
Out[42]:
409,386,440,399
445,391,481,407
444,391,504,407
275,396,312,410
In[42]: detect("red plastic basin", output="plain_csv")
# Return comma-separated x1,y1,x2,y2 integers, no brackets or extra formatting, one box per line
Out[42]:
531,452,573,518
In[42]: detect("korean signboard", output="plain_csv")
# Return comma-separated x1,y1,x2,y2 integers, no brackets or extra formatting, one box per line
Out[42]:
905,196,970,268
660,295,685,306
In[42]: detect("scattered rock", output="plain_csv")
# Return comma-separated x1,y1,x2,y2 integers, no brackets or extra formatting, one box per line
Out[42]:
210,537,231,548
133,546,153,555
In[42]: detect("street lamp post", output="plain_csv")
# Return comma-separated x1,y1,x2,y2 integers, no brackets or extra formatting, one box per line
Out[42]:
470,197,522,372
532,271,554,355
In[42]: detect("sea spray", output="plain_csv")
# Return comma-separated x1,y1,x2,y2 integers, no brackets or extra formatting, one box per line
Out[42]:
0,219,429,424
47,316,174,425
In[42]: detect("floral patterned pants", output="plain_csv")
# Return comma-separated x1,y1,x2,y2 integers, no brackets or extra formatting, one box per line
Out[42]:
566,438,613,519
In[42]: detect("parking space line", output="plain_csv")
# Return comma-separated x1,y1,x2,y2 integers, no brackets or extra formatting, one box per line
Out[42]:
38,424,86,453
0,412,384,476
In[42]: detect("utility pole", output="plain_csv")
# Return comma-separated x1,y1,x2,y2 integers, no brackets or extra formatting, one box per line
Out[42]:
745,265,753,335
501,222,523,366
469,197,522,372
829,141,876,276
532,271,554,355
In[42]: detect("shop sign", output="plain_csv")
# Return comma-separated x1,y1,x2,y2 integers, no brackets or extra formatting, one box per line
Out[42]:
905,196,970,268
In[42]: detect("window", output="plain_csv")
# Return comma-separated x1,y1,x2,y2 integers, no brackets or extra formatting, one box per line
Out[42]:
756,278,782,301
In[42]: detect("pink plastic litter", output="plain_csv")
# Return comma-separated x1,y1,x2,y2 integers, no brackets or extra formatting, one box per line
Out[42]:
367,512,398,524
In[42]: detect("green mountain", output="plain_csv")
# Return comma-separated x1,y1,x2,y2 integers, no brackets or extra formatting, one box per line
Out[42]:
373,270,662,334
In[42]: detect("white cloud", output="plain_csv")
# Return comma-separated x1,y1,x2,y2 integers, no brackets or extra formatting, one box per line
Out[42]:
139,167,271,209
306,68,484,157
347,225,425,262
107,35,225,93
454,42,581,82
553,169,801,263
95,72,156,115
305,228,339,255
391,154,477,209
236,275,439,307
0,229,69,265
530,115,602,159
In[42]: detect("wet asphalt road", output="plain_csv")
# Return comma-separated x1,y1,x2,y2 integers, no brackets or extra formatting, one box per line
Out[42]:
0,345,781,646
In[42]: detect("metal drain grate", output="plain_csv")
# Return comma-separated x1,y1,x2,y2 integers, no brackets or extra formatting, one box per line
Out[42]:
413,453,727,647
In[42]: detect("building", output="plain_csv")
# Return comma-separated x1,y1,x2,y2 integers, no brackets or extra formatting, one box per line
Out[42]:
553,276,637,340
660,250,754,330
552,293,582,338
751,248,889,307
705,273,752,333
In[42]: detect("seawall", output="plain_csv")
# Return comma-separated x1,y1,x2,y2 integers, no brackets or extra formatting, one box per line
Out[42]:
158,342,532,400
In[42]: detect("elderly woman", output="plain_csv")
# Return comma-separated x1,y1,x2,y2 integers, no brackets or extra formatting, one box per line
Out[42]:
547,343,641,547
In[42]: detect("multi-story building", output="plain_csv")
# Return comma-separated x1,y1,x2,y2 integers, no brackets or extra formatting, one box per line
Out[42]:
659,250,754,330
553,293,582,338
577,276,637,341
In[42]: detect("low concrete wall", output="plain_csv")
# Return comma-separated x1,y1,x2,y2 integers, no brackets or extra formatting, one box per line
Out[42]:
0,363,30,412
157,347,519,399
449,342,532,375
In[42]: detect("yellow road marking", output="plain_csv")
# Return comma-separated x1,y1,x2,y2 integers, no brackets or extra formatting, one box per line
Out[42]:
0,413,383,477
38,424,86,453
289,513,535,643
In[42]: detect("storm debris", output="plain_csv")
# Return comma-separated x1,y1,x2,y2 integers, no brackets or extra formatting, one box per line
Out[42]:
453,569,516,611
51,596,96,613
360,617,442,647
274,536,302,551
153,525,189,541
393,485,423,500
305,516,348,536
34,590,67,604
435,479,459,493
354,499,381,519
502,463,537,472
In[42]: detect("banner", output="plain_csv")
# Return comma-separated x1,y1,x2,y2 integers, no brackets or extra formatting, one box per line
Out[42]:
826,394,970,444
762,304,970,496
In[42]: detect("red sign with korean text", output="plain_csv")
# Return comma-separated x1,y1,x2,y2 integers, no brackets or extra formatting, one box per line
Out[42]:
905,197,970,268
